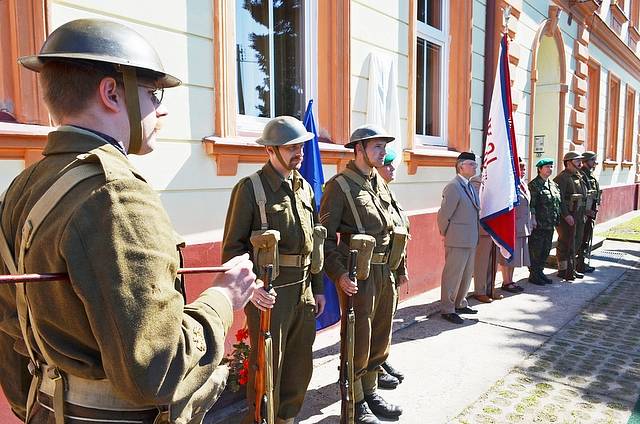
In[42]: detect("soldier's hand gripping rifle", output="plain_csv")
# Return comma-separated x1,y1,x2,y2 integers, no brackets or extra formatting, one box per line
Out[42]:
250,230,279,424
340,250,358,424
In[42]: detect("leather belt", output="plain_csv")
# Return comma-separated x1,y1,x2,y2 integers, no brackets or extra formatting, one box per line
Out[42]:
280,253,311,268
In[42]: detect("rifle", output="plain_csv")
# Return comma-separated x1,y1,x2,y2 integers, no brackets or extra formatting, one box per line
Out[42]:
0,266,231,285
339,250,357,424
254,264,275,424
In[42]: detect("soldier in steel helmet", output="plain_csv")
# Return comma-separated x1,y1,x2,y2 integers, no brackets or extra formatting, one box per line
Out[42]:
553,151,588,281
527,158,561,285
374,149,409,390
576,151,601,273
222,116,326,424
320,125,404,424
0,19,257,423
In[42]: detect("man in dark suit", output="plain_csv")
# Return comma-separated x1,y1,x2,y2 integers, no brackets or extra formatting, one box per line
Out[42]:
437,152,480,324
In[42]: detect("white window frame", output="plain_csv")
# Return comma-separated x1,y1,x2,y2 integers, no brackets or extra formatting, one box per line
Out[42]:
415,1,449,147
236,0,317,135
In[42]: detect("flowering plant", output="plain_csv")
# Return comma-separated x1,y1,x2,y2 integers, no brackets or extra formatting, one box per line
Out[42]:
222,327,251,392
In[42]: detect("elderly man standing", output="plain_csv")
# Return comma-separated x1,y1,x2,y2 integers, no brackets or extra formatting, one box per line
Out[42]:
553,151,588,281
437,152,480,324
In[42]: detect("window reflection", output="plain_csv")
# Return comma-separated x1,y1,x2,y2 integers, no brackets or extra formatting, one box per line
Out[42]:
236,0,305,119
416,38,441,137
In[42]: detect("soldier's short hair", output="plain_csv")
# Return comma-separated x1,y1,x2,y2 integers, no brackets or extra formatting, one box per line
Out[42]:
40,60,121,123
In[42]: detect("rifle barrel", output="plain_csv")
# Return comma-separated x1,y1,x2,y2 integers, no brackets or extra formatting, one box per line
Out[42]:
0,266,231,284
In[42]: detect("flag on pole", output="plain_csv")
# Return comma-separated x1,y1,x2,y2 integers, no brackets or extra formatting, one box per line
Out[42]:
300,100,341,330
479,33,520,260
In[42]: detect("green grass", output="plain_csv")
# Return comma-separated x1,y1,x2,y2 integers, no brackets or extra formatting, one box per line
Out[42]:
599,216,640,242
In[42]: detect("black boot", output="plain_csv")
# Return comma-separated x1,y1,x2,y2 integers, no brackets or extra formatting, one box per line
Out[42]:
574,270,584,279
539,271,552,284
528,272,545,285
381,361,404,382
377,370,399,389
353,400,380,424
365,392,402,418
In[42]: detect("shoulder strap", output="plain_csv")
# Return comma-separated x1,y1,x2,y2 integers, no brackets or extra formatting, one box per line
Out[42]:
249,172,268,230
336,175,366,234
341,167,367,187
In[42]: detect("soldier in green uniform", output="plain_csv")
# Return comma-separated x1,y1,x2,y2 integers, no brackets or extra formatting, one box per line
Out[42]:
0,19,257,423
576,151,601,273
222,116,326,424
374,149,409,390
553,151,588,281
527,158,561,285
321,125,405,424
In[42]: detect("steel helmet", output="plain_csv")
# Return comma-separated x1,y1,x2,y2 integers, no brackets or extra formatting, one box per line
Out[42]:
18,19,181,154
346,124,395,149
256,116,314,146
18,19,180,88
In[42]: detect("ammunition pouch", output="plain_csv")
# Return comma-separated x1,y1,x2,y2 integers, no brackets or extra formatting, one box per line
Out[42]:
388,226,409,271
569,193,583,213
586,189,597,211
349,234,376,280
310,225,327,274
250,230,281,280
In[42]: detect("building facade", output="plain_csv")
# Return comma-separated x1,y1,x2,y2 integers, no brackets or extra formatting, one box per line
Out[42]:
0,0,639,418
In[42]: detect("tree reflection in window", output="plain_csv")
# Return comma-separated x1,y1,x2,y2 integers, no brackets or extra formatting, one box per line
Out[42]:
236,0,305,119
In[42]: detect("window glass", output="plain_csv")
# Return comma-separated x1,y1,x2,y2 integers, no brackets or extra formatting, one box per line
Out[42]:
236,0,306,119
417,0,441,29
416,38,441,137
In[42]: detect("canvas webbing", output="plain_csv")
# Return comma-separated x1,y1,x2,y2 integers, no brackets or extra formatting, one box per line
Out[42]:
250,173,269,230
121,66,142,155
336,176,366,234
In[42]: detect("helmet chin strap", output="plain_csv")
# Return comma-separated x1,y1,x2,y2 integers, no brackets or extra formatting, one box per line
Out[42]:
274,146,294,172
359,142,375,170
120,66,143,154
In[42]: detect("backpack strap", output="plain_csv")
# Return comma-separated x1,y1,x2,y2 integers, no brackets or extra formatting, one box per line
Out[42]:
335,175,366,234
249,172,269,230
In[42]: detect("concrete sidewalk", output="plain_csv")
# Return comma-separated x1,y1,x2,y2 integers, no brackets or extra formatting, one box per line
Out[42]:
211,211,640,424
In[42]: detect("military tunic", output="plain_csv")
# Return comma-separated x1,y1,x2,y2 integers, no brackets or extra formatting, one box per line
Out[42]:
553,168,587,276
0,127,232,423
222,161,322,420
577,168,601,270
527,175,561,277
320,161,403,403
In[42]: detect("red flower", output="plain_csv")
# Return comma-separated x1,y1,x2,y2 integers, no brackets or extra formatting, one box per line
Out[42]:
239,374,248,385
243,359,249,370
235,327,249,342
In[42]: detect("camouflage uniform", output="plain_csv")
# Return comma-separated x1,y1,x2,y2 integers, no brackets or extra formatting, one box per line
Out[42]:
553,164,587,278
527,175,561,279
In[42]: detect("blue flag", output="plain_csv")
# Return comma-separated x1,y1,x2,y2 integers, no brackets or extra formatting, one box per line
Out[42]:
300,100,341,330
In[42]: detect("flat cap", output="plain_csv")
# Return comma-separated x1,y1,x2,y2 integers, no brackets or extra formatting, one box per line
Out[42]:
563,151,583,161
582,151,597,161
457,152,476,162
536,158,554,168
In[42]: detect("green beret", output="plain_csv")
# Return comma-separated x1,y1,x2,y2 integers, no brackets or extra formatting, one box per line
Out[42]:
536,158,554,168
582,151,597,161
383,149,397,165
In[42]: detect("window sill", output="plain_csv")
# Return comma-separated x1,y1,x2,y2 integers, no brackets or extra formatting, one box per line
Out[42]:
602,160,619,169
0,122,53,164
404,148,459,175
202,135,353,176
621,160,634,169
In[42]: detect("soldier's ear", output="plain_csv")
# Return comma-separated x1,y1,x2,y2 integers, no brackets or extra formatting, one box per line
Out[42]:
98,77,122,113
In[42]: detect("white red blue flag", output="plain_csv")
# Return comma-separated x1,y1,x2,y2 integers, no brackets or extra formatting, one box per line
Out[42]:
479,34,520,260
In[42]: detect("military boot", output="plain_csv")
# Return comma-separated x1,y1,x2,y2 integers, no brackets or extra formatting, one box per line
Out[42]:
528,272,545,286
377,370,399,389
540,272,553,284
364,392,402,418
381,361,404,382
353,400,381,424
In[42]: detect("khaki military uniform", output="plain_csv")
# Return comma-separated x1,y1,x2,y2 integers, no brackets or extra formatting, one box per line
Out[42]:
528,175,561,277
0,127,232,423
320,161,405,403
222,161,322,421
553,168,587,277
577,168,601,270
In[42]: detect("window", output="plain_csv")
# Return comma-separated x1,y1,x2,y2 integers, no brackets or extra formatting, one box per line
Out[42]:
605,73,621,162
586,60,601,150
235,0,315,132
623,85,636,163
415,0,448,146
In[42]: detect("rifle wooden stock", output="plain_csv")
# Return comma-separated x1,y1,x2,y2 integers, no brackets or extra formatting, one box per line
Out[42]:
340,250,357,424
254,264,275,424
0,266,232,285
